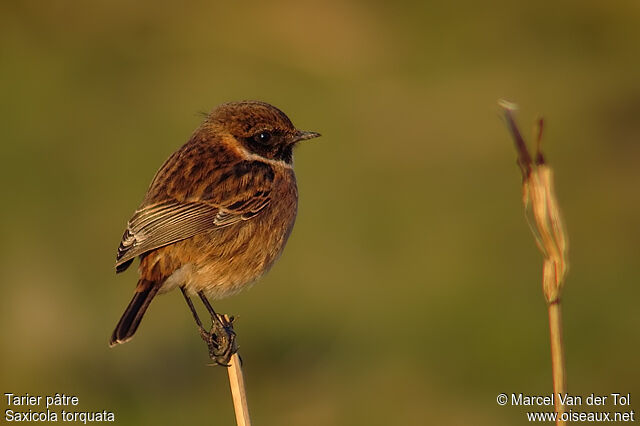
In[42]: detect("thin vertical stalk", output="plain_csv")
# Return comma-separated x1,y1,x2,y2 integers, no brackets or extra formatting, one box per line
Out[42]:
548,301,566,425
499,100,570,426
223,314,251,426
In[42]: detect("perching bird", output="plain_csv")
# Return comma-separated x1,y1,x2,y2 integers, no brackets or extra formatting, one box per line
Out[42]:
110,100,320,364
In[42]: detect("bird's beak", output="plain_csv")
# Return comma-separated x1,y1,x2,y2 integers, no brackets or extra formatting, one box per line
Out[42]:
293,130,321,143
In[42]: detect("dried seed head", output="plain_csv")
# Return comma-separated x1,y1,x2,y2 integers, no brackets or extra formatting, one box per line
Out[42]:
499,100,569,304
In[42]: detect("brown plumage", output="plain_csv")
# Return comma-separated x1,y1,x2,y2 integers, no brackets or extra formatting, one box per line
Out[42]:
110,101,319,349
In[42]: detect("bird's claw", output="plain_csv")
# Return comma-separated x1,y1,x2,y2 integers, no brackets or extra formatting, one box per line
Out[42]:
200,314,237,366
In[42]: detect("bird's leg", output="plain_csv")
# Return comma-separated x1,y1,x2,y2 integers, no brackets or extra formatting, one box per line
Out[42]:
197,290,237,366
179,286,211,342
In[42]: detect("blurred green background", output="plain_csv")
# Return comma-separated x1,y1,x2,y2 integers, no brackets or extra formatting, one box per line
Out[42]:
1,1,639,424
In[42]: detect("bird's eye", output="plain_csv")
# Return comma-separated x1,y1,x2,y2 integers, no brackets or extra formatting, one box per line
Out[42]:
253,132,272,144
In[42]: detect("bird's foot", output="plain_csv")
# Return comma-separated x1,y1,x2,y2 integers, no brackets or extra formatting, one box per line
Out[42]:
199,314,237,366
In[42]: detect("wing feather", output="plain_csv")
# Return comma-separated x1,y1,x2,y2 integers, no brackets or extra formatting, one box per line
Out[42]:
115,160,275,272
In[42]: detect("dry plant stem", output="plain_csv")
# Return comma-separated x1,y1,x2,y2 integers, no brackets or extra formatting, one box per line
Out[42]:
544,260,568,426
222,314,252,426
499,100,570,426
548,301,566,424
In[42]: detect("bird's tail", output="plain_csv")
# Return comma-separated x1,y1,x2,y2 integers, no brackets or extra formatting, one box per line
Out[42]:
109,279,159,347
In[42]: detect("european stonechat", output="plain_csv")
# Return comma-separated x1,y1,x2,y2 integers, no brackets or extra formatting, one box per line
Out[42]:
110,101,319,363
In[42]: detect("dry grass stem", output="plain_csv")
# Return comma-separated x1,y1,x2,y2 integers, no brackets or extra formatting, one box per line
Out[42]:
221,314,252,426
499,100,570,425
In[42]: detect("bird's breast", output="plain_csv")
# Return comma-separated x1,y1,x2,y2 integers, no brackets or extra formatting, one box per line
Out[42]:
160,169,298,299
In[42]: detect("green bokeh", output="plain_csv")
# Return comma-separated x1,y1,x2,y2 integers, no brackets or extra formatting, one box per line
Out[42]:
1,1,638,425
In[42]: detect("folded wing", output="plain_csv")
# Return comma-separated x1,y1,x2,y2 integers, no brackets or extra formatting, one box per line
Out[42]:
115,160,274,272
